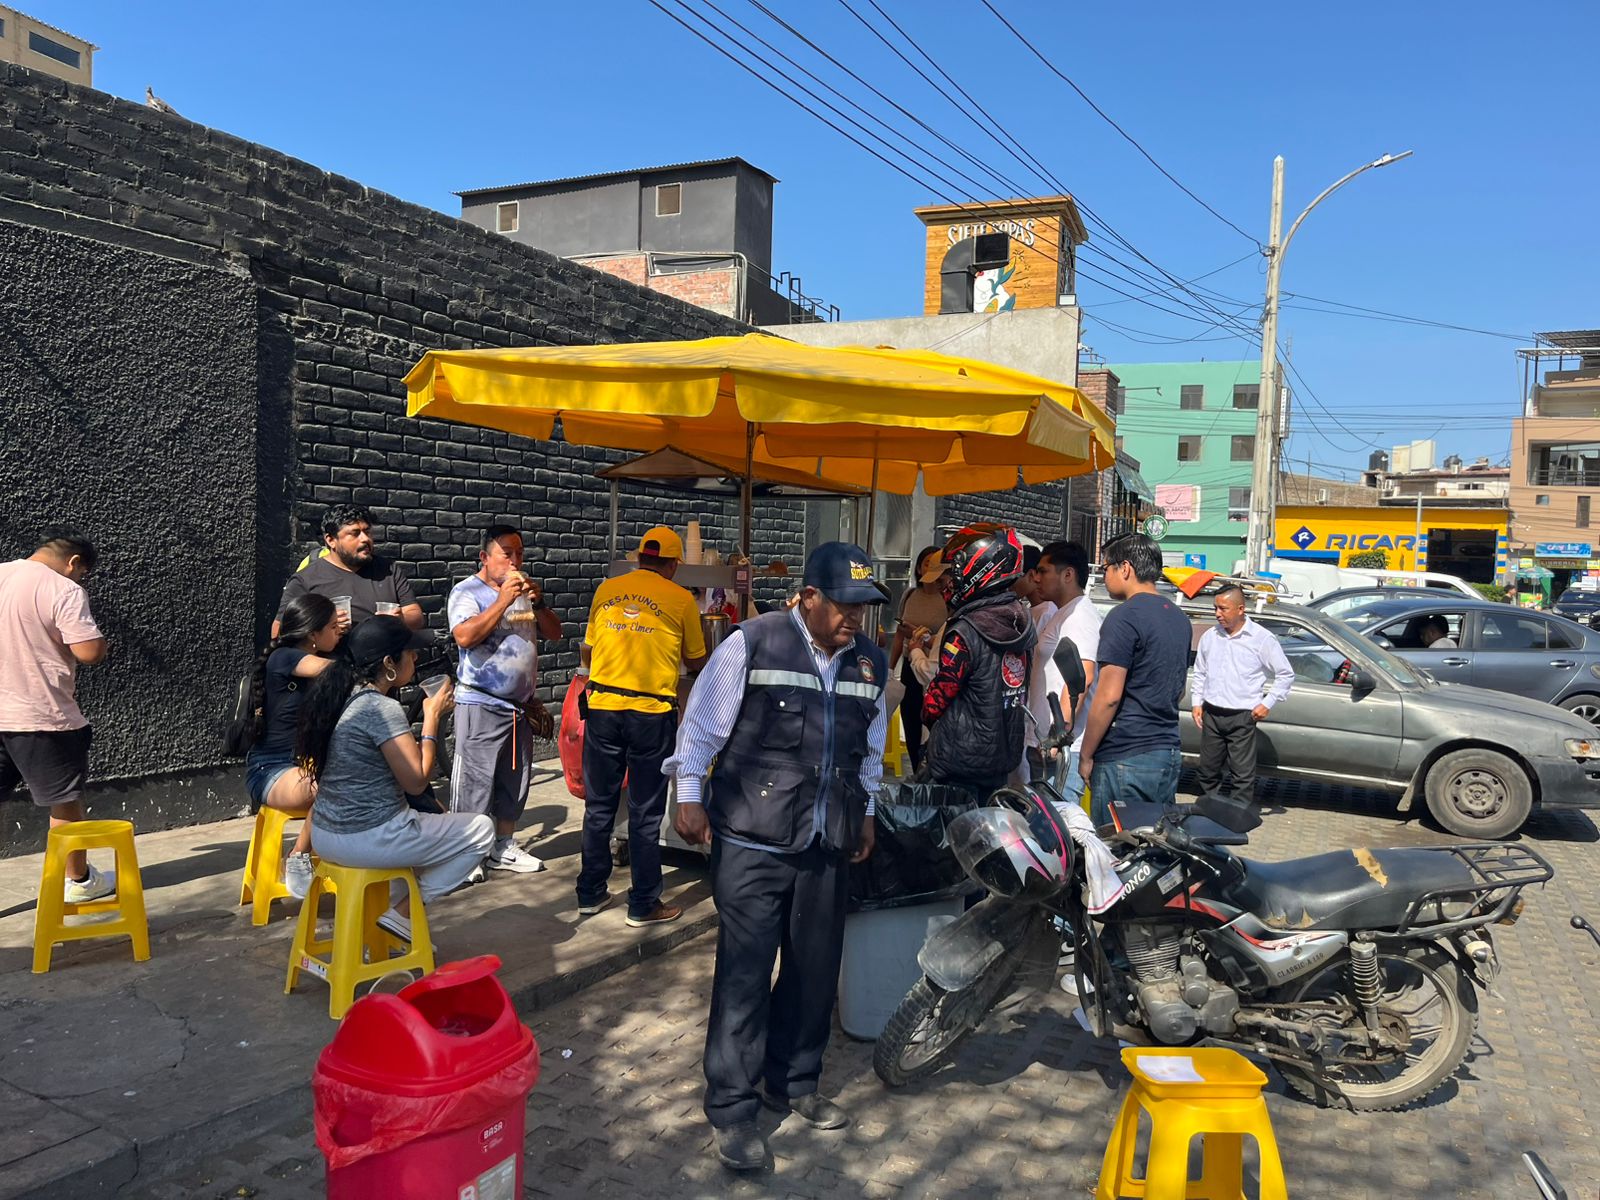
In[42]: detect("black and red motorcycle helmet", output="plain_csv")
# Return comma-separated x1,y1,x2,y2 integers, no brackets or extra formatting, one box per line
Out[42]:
940,523,1025,608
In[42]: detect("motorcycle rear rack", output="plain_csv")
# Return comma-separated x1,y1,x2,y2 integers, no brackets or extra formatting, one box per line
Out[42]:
1392,843,1554,936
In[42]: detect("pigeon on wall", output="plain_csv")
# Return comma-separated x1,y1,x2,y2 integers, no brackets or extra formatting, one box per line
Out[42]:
145,86,179,115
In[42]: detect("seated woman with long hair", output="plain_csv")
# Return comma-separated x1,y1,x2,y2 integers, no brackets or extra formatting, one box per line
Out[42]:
245,593,341,898
296,616,493,942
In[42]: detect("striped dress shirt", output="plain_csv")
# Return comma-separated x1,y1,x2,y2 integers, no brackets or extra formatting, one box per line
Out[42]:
665,606,888,825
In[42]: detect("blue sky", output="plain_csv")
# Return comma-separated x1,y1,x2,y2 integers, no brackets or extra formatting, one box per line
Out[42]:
43,0,1599,477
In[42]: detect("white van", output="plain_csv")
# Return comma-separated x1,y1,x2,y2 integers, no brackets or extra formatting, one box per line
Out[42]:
1230,557,1480,603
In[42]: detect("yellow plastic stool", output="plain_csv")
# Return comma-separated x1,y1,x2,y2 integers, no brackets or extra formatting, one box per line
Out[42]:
883,712,907,777
33,819,151,973
1097,1046,1288,1200
239,806,332,926
284,860,433,1019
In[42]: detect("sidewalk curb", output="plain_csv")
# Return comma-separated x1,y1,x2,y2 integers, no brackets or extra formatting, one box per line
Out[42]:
4,909,720,1200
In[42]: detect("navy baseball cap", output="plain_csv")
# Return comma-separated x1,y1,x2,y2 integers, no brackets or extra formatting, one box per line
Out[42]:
803,542,888,604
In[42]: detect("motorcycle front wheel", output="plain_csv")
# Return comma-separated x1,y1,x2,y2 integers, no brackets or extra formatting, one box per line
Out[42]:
1275,944,1476,1112
874,949,1021,1087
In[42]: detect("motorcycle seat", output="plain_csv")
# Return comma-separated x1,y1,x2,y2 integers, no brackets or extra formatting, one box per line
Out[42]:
1108,800,1241,845
1228,847,1479,932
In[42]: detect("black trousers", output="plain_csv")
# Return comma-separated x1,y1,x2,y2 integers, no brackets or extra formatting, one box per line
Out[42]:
703,837,848,1129
578,707,675,919
898,661,928,772
1196,703,1258,802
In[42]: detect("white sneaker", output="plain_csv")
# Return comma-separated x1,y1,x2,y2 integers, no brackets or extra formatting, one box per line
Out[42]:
64,864,116,904
284,852,315,900
464,862,488,886
376,907,412,942
488,843,545,874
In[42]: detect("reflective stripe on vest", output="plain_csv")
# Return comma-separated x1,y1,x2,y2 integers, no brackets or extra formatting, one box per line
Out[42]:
834,681,880,699
747,669,823,690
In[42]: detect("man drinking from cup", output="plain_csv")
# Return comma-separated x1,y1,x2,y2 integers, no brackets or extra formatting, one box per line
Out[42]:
448,523,561,873
273,504,423,638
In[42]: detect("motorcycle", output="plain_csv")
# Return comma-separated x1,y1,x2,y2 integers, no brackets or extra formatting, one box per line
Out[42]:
873,698,1555,1111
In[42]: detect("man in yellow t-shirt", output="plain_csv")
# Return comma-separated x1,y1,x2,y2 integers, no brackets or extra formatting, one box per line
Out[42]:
578,526,708,925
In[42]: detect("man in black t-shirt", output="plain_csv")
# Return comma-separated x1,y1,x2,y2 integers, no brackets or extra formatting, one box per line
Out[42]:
272,504,423,638
1078,533,1191,825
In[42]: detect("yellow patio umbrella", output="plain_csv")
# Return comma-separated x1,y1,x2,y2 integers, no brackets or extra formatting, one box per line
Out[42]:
404,332,1113,551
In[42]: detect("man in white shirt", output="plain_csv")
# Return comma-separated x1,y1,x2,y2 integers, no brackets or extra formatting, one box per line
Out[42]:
1024,541,1100,797
1190,585,1295,805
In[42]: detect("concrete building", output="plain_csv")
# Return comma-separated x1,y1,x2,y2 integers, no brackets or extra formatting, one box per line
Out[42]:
0,6,93,86
1509,331,1600,590
1371,459,1509,506
1105,359,1263,570
1274,505,1506,583
457,158,830,325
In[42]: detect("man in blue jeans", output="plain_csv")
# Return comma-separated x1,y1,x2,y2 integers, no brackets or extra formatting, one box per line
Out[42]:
1078,533,1192,825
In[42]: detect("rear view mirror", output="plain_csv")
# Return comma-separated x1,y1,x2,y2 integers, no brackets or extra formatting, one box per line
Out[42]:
1347,667,1377,691
1194,791,1262,834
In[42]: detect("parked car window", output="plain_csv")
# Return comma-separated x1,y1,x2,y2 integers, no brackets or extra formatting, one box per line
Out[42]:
1319,592,1384,619
1254,617,1353,686
1373,611,1464,650
1547,621,1582,650
1478,612,1551,652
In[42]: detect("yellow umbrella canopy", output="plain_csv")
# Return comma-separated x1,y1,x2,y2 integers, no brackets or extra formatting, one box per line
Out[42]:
404,333,1112,496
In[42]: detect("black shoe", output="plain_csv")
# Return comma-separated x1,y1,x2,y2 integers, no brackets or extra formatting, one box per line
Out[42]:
715,1121,767,1171
761,1090,848,1130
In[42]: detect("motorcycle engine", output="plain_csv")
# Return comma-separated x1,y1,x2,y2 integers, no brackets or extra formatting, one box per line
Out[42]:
1124,926,1239,1043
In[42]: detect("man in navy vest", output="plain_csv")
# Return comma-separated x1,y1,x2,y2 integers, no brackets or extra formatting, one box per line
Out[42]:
667,542,888,1172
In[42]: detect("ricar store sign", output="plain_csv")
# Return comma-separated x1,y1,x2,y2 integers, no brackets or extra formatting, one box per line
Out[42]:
1536,542,1592,558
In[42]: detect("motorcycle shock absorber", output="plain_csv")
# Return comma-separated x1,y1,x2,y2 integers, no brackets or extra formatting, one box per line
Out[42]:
1349,938,1383,1039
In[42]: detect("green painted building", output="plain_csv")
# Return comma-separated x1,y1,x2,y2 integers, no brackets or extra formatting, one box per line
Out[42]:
1107,360,1262,570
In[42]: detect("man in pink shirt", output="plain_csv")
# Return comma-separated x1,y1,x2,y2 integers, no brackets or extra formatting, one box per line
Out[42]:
0,530,112,901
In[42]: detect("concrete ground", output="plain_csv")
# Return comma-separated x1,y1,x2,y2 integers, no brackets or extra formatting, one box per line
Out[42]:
45,772,1598,1200
0,766,714,1199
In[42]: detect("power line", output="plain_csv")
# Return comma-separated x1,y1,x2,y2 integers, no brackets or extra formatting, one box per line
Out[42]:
980,0,1260,246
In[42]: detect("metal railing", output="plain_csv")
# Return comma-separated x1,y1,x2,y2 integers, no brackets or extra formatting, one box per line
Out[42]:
1527,468,1600,487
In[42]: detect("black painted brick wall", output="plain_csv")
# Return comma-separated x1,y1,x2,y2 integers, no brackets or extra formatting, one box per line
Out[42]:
0,61,804,803
937,482,1071,545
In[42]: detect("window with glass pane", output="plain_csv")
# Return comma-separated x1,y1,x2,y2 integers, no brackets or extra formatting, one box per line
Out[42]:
1177,436,1201,462
495,202,518,233
1180,385,1203,410
1232,384,1260,409
28,31,80,67
1230,435,1255,461
1530,441,1600,487
1477,612,1549,651
1579,496,1591,528
1227,486,1250,520
1256,617,1352,685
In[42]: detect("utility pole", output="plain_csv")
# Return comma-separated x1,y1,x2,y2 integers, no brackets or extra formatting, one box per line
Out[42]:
1246,157,1285,573
1243,150,1414,573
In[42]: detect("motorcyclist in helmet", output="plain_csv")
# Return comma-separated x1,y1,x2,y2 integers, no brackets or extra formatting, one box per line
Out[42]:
920,523,1038,797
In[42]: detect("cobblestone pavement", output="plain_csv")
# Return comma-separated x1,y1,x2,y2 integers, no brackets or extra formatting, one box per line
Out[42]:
120,779,1600,1200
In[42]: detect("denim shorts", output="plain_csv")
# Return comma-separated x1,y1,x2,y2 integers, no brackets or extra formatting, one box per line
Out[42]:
245,750,297,811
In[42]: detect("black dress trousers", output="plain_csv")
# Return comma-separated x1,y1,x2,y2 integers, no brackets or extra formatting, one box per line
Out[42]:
702,836,849,1129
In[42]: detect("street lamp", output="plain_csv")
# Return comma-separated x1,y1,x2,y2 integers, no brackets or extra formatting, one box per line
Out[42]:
1245,151,1414,573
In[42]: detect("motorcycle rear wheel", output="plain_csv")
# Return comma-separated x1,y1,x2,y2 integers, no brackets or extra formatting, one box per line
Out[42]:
1275,944,1475,1112
874,952,1021,1087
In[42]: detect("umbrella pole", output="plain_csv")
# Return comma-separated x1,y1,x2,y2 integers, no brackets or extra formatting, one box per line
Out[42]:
740,422,755,560
608,481,619,564
865,458,880,555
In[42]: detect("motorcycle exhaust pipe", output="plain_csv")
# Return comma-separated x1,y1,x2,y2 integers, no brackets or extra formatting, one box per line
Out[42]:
1573,915,1600,951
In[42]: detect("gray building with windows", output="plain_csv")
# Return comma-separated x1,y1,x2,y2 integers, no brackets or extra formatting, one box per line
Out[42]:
457,157,831,325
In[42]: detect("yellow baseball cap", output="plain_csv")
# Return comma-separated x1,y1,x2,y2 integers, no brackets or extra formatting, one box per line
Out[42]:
638,526,684,559
918,553,948,584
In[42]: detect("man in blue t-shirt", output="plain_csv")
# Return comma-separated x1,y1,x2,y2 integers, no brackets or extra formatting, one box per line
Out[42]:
1078,533,1192,825
448,523,562,873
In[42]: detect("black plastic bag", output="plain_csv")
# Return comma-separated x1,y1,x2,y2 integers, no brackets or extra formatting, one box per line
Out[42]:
849,780,982,911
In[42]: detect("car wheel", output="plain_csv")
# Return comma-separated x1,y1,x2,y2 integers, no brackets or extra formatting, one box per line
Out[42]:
1558,694,1600,728
1422,748,1533,839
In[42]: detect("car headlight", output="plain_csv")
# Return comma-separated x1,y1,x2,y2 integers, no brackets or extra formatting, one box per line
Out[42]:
1565,738,1600,759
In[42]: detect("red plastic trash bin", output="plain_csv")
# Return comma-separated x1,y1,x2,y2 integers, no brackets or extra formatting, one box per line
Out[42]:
314,955,540,1199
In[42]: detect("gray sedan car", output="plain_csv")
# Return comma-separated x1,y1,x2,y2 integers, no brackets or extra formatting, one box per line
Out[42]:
1343,597,1600,725
1167,601,1600,838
